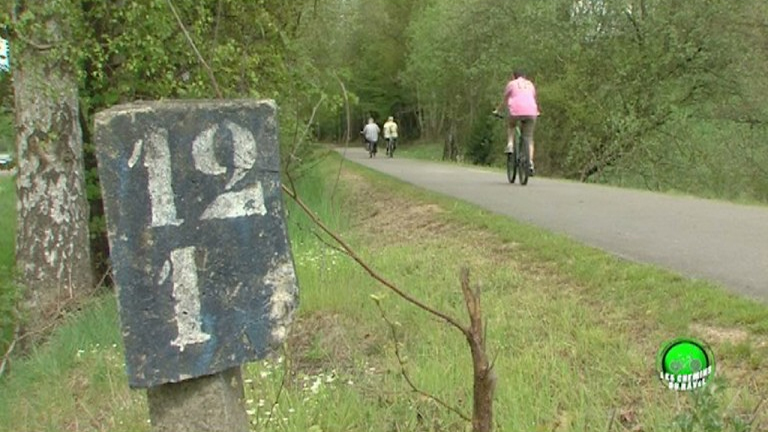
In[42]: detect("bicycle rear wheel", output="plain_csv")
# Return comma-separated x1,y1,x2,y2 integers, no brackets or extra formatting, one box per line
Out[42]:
516,132,529,186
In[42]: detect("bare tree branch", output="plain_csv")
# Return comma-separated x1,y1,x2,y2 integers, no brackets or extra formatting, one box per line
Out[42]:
285,95,326,175
605,408,616,432
459,268,497,432
15,33,55,51
748,398,765,427
0,324,20,378
281,183,468,335
311,230,349,256
373,297,471,422
331,73,352,203
264,345,291,427
213,0,223,45
166,0,223,99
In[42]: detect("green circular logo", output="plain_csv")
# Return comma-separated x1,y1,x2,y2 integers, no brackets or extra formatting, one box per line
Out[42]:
656,337,715,391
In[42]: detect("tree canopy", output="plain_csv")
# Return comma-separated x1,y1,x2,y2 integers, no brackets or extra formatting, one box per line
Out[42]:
297,0,768,200
2,0,767,291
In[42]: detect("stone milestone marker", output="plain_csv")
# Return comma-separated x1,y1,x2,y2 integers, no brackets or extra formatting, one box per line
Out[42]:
94,100,298,431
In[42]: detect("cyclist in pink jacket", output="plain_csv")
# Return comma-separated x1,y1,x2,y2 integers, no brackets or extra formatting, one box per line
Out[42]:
495,70,540,174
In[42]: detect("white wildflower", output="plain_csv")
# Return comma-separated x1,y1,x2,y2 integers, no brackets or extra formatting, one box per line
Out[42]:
310,377,322,394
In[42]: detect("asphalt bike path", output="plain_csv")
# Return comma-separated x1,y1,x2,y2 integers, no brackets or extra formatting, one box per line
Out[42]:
337,147,768,302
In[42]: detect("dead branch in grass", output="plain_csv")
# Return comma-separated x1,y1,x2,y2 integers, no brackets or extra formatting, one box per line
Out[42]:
0,323,20,378
459,268,497,432
284,177,497,431
372,296,472,422
281,181,466,334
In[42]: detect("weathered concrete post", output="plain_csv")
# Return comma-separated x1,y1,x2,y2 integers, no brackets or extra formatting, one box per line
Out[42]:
94,100,299,431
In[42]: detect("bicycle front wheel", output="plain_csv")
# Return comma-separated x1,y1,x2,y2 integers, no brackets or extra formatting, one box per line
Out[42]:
507,153,516,183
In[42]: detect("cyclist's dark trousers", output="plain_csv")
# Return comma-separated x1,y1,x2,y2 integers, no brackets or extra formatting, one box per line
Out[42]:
366,139,377,152
510,116,536,148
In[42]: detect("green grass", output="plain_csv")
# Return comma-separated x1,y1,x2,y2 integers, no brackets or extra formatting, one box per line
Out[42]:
0,149,766,431
395,140,446,162
0,296,148,431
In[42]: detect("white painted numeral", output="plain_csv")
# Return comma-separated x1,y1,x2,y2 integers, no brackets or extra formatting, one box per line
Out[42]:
159,247,211,352
201,183,267,220
131,129,184,227
131,122,265,225
130,122,268,351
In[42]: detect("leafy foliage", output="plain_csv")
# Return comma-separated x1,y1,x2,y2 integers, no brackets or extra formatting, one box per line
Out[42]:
393,0,768,201
5,0,762,200
465,113,504,166
77,0,319,276
673,379,760,432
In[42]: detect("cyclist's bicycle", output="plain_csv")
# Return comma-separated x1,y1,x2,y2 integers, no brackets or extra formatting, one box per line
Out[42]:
493,112,530,185
360,130,378,158
385,137,396,158
366,139,378,158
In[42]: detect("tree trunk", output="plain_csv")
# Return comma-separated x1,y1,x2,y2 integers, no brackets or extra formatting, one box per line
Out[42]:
12,1,94,330
415,84,425,138
443,125,454,161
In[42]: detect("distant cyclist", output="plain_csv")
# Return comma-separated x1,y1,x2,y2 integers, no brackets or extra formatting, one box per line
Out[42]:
494,69,540,174
362,117,381,157
383,116,398,156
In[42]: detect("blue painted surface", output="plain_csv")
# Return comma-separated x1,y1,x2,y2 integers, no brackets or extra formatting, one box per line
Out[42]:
94,100,299,388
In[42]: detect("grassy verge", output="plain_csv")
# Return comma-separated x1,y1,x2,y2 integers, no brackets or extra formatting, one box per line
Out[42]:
1,149,766,431
0,174,18,355
395,140,446,162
